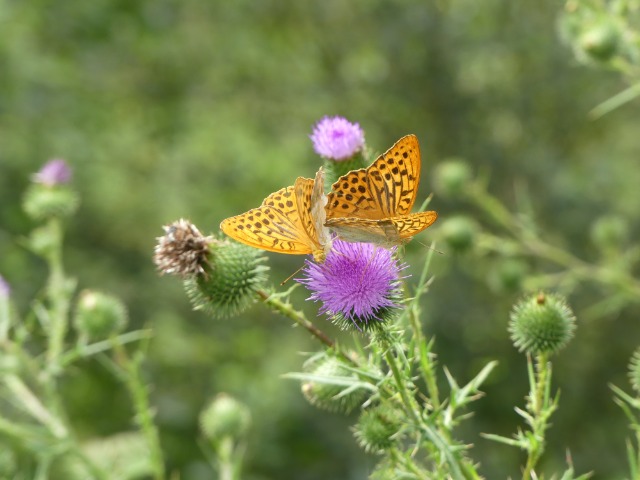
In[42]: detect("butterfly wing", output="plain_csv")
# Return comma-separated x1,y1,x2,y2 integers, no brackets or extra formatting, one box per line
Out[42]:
220,185,314,255
294,168,332,262
325,211,438,247
325,134,421,220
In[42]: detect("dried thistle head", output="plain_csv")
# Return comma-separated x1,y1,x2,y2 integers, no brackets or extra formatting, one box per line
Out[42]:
153,219,213,278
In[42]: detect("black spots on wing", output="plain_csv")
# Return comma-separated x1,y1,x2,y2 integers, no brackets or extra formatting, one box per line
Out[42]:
402,151,409,159
349,187,356,193
345,194,353,201
248,215,254,221
386,158,394,165
332,200,339,208
392,167,399,175
351,177,358,184
398,159,404,166
263,219,270,226
237,225,245,230
255,222,262,229
283,191,291,198
358,185,366,193
342,181,349,189
341,203,349,210
379,163,386,170
286,200,293,208
278,202,285,209
255,211,262,217
384,173,391,181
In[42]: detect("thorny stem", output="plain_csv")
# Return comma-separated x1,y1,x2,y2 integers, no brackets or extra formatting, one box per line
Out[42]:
256,289,335,349
522,353,551,480
470,184,640,299
114,344,165,480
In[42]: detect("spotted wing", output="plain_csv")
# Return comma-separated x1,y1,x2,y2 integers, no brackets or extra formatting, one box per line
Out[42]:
325,211,437,246
325,134,421,220
220,185,314,255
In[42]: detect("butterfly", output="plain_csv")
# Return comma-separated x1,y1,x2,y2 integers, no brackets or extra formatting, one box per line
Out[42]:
220,168,332,263
324,134,437,247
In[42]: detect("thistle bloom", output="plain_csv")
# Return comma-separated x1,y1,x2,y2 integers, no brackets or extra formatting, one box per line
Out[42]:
297,240,406,330
310,116,365,161
32,159,72,186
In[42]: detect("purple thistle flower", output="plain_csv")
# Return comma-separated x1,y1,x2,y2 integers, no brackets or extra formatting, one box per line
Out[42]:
0,275,9,299
33,159,72,186
310,116,365,161
297,240,407,330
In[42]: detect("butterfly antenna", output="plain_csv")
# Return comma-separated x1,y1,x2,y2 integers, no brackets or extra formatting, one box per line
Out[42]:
415,240,444,255
280,264,305,286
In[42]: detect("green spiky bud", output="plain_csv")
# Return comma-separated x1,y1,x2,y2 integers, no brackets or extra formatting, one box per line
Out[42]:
439,216,478,253
579,19,622,63
628,348,640,395
590,215,629,251
488,258,529,293
199,394,251,443
353,404,402,454
301,355,368,414
184,239,268,318
73,290,128,340
509,293,576,355
433,159,472,198
23,184,79,220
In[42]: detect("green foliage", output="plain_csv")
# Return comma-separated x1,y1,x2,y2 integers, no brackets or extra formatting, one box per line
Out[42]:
1,0,640,478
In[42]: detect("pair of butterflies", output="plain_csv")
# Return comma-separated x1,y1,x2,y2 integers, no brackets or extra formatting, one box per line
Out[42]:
220,134,438,263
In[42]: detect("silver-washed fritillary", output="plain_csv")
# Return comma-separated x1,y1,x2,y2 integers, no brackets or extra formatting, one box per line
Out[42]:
220,168,332,262
324,134,437,247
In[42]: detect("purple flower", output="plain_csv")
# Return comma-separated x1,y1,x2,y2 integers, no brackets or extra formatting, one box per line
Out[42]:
0,275,9,299
33,159,72,186
310,116,365,161
297,240,406,330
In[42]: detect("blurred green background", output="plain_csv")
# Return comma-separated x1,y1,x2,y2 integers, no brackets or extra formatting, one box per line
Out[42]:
1,0,639,478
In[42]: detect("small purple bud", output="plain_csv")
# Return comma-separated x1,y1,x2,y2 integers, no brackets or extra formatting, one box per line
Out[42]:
0,275,10,299
33,159,72,186
310,116,365,161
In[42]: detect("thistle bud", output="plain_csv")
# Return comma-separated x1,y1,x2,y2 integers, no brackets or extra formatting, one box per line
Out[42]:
183,238,268,319
433,159,472,198
23,159,78,220
590,215,628,252
73,290,128,340
439,216,478,253
509,293,576,355
301,355,368,414
199,394,251,443
579,19,622,63
353,404,402,453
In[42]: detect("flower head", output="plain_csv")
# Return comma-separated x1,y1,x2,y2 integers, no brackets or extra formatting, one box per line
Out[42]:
32,159,72,186
0,275,9,299
310,116,365,161
297,240,406,330
154,219,213,278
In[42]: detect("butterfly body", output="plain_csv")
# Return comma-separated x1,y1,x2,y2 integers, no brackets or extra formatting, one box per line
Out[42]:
324,134,437,246
220,169,331,263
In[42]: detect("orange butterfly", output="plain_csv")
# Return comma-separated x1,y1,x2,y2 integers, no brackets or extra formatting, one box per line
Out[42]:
220,168,332,262
324,134,437,247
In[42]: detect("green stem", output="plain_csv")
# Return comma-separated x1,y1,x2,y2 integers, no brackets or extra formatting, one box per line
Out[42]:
522,353,551,480
45,219,73,373
382,347,475,480
257,290,335,348
117,348,165,480
217,437,235,480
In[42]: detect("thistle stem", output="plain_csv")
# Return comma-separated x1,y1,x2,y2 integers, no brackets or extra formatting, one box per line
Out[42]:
256,289,335,348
